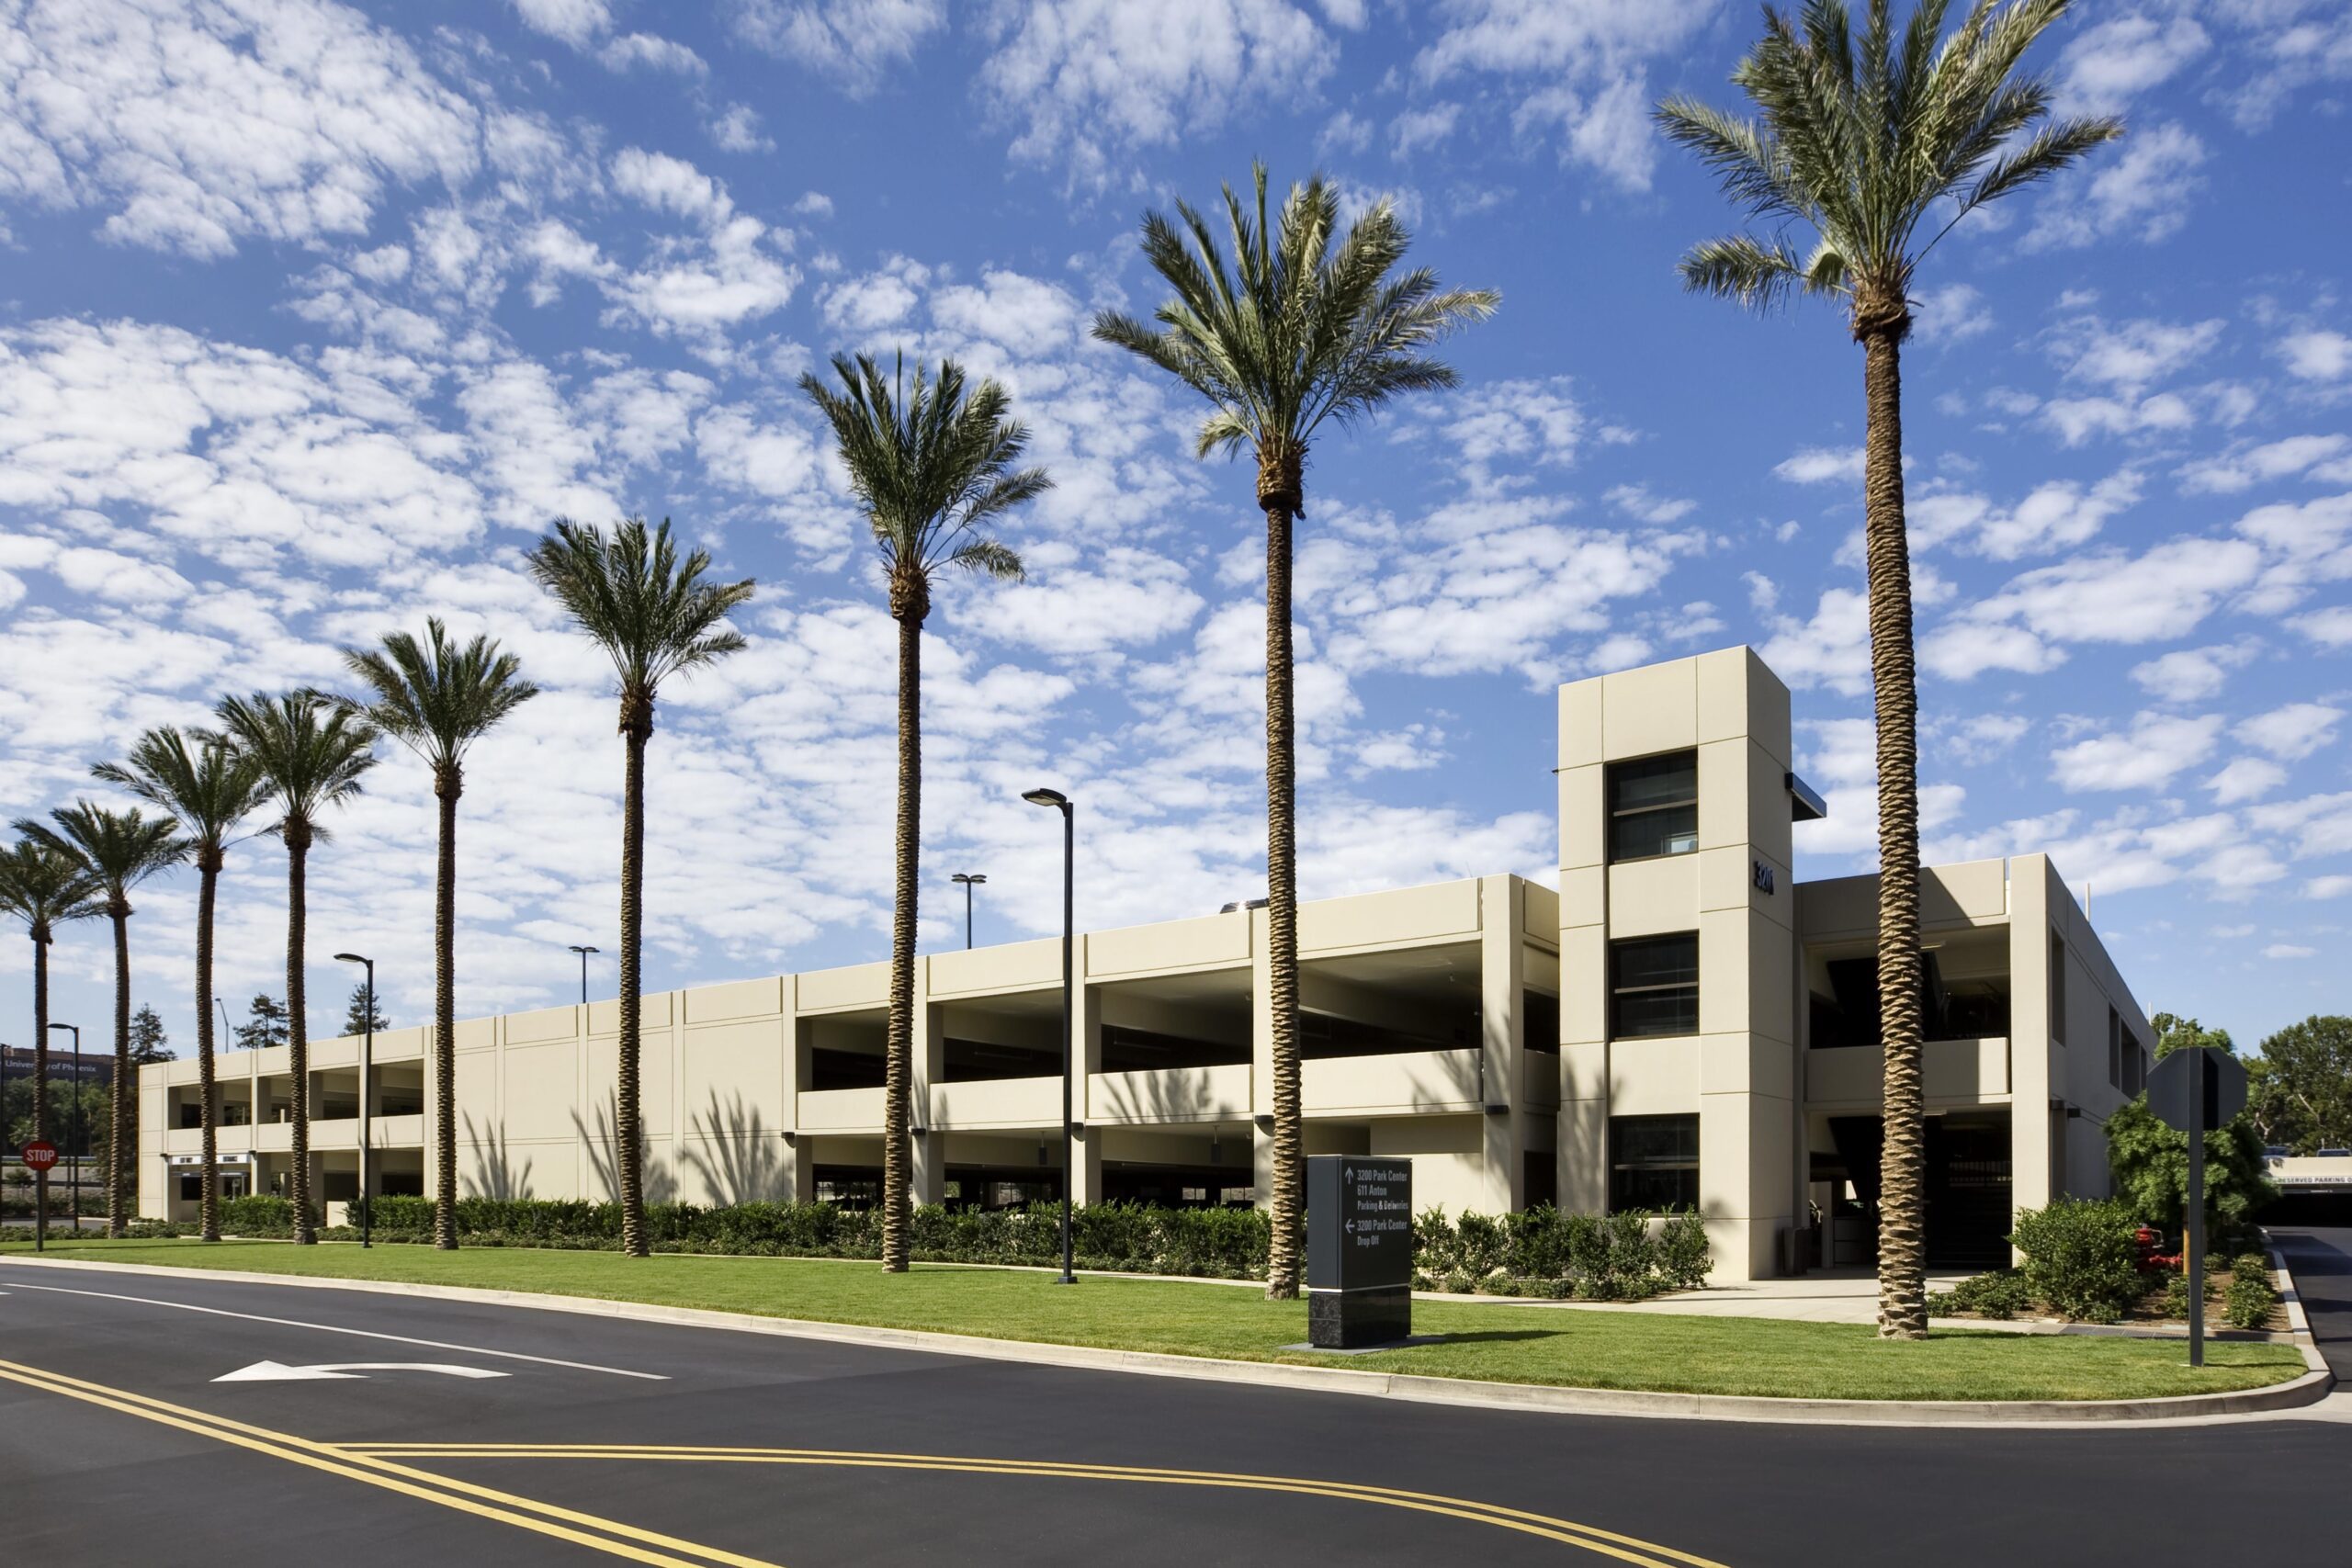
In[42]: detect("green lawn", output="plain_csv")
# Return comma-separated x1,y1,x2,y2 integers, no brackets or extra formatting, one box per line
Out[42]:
0,1236,2308,1403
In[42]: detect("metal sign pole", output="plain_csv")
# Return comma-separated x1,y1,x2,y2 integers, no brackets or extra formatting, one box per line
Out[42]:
2186,1049,2205,1370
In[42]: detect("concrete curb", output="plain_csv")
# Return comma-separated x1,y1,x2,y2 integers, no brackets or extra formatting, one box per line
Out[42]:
2,1254,2331,1428
2265,1239,2330,1381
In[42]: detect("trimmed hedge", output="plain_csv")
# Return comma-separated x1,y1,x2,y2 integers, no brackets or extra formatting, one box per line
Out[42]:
2011,1199,2145,1324
1413,1204,1713,1299
344,1195,1715,1292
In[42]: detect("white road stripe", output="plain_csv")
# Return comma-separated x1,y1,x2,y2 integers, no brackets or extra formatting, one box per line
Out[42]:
7,1282,668,1380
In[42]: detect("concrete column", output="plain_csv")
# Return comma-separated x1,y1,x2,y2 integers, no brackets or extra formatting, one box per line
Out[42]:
1478,874,1527,1213
910,988,945,1205
2007,856,2056,1245
786,1134,814,1204
1069,976,1104,1205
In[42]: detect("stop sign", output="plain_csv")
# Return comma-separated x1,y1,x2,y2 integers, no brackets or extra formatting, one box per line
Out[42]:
21,1140,59,1173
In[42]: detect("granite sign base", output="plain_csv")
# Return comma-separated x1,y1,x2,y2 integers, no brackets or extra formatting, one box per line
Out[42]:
1308,1283,1411,1349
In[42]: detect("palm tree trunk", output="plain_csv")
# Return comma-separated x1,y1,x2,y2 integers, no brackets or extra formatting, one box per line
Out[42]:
108,902,130,1235
31,927,50,1234
434,773,459,1250
617,712,650,1258
1861,322,1927,1341
882,604,922,1274
287,824,315,1246
1261,457,1305,1301
196,852,221,1242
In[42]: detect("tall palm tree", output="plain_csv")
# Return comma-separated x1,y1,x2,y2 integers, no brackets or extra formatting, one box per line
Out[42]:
211,692,379,1245
527,517,752,1258
800,354,1050,1274
339,618,538,1250
1657,0,2118,1338
1093,165,1498,1297
15,805,188,1234
95,728,273,1242
0,839,103,1233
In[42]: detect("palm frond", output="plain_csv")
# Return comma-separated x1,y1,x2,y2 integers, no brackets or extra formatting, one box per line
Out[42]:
526,517,754,704
209,689,379,833
0,837,107,936
339,616,539,774
93,728,271,853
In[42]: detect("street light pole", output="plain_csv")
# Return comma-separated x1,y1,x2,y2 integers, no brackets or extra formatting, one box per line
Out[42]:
333,954,374,1249
568,944,600,1008
47,1023,79,1234
1021,789,1077,1286
950,874,987,950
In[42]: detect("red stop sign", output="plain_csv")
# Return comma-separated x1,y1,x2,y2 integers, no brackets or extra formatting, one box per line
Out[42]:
21,1140,58,1173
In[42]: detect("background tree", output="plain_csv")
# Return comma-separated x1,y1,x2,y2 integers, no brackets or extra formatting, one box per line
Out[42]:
340,616,537,1251
130,1005,171,1064
1656,0,2119,1338
2105,1096,2276,1247
528,516,752,1258
1094,165,1496,1297
17,803,188,1233
0,838,103,1232
99,726,274,1242
2152,1011,2233,1058
2246,1016,2352,1155
233,995,291,1052
341,984,391,1038
212,691,378,1245
800,353,1047,1273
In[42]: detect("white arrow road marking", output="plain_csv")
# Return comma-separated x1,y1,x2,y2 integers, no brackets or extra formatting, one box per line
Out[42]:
1,1283,663,1379
215,1359,509,1383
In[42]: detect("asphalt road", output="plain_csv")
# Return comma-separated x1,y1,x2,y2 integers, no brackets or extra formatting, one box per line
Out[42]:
2270,1226,2352,1380
3,1260,2347,1568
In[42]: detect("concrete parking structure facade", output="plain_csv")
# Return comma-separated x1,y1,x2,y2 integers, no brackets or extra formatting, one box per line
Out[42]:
140,647,2152,1280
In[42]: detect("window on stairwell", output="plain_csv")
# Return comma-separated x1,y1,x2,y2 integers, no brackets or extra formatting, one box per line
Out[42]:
1606,750,1699,862
1610,933,1700,1039
1610,1114,1699,1211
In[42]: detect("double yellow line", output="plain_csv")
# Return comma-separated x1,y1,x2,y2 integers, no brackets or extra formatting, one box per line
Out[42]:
3,1355,1733,1565
0,1359,778,1568
350,1442,1732,1566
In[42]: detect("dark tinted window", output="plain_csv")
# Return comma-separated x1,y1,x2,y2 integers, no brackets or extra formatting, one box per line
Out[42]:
1611,933,1699,1039
1611,1114,1699,1211
1607,750,1699,862
1522,989,1560,1054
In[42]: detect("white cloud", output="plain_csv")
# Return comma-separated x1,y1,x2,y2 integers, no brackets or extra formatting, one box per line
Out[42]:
1909,469,2141,559
1317,108,1372,154
2131,642,2258,704
729,0,947,96
1774,446,1864,486
2264,943,2317,960
1758,586,1871,694
1603,484,1695,525
2052,712,2223,793
609,148,733,226
2206,756,2286,806
2177,434,2350,495
598,34,708,75
1390,103,1461,158
1927,536,2263,678
511,0,610,47
2290,604,2352,648
2309,874,2352,901
2052,316,2225,394
2235,702,2342,761
2278,330,2352,382
2059,13,2210,113
1911,284,1993,345
1417,0,1714,192
0,0,481,257
707,105,777,154
2025,122,2206,250
976,0,1339,189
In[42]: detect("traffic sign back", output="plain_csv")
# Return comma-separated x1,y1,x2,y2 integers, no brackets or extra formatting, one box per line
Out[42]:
2148,1046,2245,1134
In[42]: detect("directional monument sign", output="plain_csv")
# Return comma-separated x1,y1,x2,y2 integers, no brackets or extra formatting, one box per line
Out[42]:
20,1140,58,1173
2145,1045,2248,1368
1306,1155,1413,1348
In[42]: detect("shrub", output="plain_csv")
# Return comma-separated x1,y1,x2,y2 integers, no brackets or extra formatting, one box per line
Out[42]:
218,1194,311,1235
1931,1268,2036,1320
2223,1274,2277,1332
2012,1199,2144,1324
1657,1210,1713,1291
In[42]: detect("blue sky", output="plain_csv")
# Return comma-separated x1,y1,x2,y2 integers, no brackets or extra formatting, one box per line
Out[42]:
0,0,2346,1061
